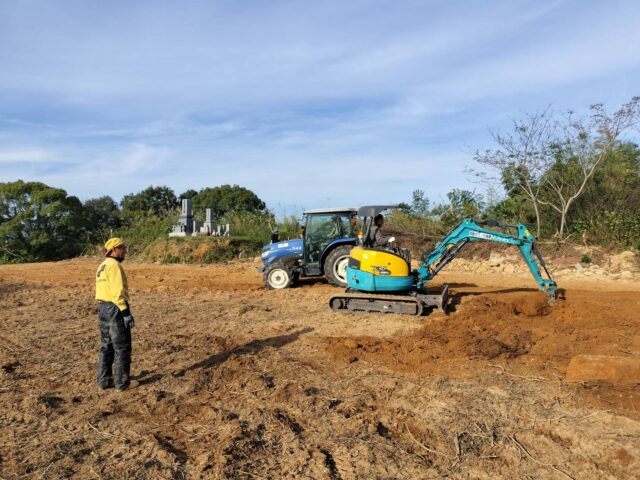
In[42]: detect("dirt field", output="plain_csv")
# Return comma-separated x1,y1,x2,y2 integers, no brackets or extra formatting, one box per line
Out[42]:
1,257,639,479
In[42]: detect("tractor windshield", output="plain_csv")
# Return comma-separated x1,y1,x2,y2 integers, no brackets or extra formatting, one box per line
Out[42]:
304,214,355,263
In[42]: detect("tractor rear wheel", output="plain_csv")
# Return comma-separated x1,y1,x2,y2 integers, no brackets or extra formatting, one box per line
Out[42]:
324,245,352,288
264,262,294,289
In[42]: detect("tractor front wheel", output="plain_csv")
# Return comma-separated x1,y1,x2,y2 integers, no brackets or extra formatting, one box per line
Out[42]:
264,262,294,289
324,245,352,288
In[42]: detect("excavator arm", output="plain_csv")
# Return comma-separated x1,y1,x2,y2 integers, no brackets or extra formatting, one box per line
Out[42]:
416,219,557,298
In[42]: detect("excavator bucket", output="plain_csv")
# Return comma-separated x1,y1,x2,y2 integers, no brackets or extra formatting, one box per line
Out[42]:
417,284,450,312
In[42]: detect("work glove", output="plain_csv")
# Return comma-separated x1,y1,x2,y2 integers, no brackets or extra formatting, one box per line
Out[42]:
123,315,135,329
387,237,396,243
122,308,135,329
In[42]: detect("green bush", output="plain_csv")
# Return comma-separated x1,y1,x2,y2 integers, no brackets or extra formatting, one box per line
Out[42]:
386,211,442,237
275,214,302,241
139,237,262,264
219,211,273,244
589,211,640,248
111,212,177,255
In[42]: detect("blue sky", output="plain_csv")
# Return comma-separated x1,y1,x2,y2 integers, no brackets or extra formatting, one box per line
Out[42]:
1,0,639,216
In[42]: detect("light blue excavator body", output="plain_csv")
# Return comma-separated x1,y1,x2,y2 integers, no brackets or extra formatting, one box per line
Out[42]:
345,218,556,298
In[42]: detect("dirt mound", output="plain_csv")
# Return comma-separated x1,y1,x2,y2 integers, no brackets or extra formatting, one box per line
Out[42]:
326,294,548,375
507,292,553,316
455,292,552,317
324,287,639,409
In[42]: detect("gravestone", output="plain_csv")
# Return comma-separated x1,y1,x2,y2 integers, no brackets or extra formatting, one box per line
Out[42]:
169,200,232,237
169,199,194,237
200,208,217,235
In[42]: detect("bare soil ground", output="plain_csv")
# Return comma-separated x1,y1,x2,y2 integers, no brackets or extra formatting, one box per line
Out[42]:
1,257,639,479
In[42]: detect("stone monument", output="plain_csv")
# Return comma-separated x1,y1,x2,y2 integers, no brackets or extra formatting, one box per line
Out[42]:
169,201,231,237
199,208,217,235
169,199,193,237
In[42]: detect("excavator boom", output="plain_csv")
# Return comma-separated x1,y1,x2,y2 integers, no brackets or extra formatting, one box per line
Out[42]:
417,219,557,297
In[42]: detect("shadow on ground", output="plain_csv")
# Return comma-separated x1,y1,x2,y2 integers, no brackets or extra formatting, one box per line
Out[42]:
174,327,313,376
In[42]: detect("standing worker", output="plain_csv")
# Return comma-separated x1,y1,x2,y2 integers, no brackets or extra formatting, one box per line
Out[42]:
369,214,396,247
95,238,136,391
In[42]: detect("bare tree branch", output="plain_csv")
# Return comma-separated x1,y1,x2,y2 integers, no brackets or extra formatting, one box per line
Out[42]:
471,107,554,236
541,97,640,237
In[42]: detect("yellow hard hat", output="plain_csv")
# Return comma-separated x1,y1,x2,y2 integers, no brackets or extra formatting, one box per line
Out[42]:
104,237,125,251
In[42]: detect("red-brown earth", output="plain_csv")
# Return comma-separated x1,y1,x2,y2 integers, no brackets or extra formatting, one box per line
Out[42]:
0,258,638,479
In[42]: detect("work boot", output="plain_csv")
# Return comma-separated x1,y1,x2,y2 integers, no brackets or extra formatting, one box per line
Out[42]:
116,380,140,392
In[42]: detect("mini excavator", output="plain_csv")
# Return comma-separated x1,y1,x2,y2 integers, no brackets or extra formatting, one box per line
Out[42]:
329,206,558,315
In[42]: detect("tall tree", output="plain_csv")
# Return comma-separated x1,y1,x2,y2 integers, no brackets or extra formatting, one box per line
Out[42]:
85,195,120,215
121,185,178,217
179,189,198,200
0,180,89,262
432,189,484,227
410,189,430,218
84,196,121,237
193,184,265,218
539,97,640,238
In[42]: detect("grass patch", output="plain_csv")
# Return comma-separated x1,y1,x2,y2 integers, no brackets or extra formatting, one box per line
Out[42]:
139,236,263,264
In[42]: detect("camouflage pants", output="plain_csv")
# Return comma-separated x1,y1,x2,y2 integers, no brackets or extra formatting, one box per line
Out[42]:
97,302,131,390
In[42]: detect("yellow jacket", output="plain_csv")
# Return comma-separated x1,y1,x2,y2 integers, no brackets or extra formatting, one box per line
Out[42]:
95,257,129,311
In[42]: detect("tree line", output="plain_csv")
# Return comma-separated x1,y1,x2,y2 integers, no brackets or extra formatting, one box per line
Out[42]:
1,97,638,263
394,97,640,247
474,97,640,244
0,183,267,263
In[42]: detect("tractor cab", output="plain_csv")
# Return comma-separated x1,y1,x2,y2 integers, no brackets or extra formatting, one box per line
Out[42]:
302,208,358,274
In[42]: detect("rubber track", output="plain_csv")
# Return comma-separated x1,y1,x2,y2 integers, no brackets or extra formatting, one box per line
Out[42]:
329,293,425,316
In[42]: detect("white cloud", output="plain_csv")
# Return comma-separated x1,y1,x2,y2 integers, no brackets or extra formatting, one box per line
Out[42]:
0,0,638,208
0,0,583,109
0,147,55,163
116,143,170,175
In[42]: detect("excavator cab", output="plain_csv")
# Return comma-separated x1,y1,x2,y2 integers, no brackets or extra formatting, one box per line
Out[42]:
347,205,414,292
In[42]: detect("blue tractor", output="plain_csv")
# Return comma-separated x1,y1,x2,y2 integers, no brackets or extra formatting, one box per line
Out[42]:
259,207,361,289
